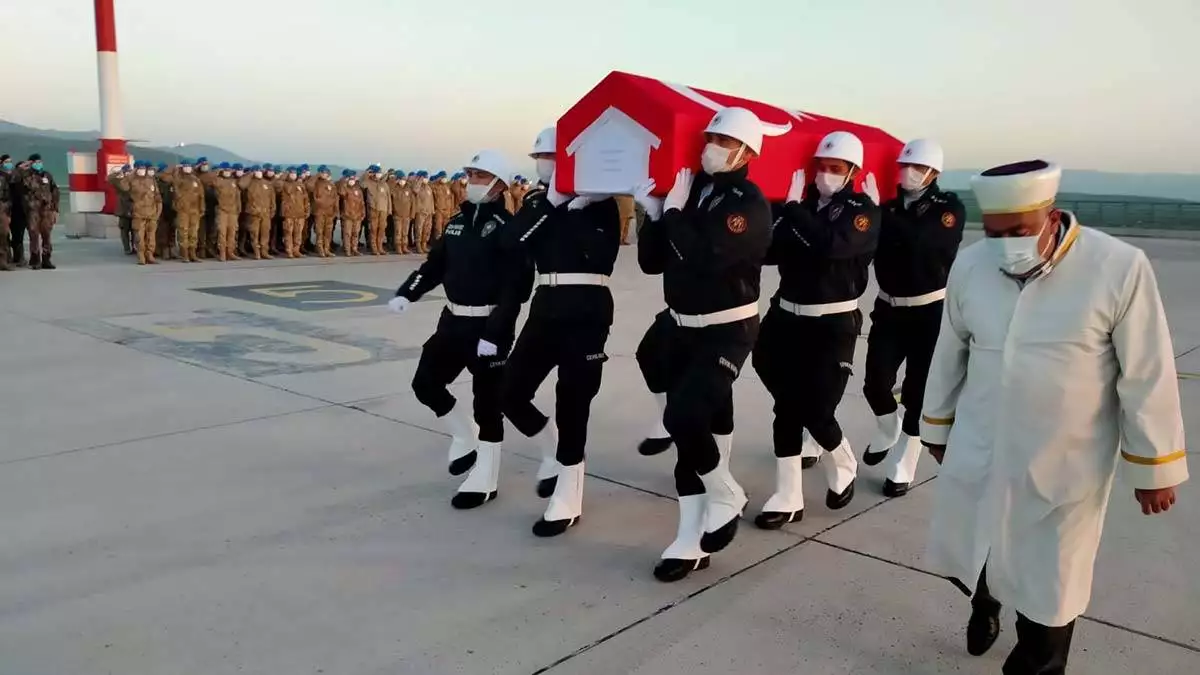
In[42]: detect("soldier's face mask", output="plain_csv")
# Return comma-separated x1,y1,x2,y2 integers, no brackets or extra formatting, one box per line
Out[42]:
899,166,932,192
2,162,12,171
221,171,231,178
465,177,498,204
815,171,849,198
349,179,357,186
399,180,407,186
32,162,44,171
148,170,157,177
253,171,263,178
535,158,555,184
136,169,146,177
182,166,193,174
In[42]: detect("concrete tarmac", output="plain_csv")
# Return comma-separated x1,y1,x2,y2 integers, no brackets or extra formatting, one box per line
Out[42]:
0,232,1196,674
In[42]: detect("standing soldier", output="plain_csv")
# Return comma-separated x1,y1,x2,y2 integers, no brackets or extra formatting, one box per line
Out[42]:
365,164,392,255
240,164,276,260
20,154,62,270
450,172,467,212
338,169,366,256
108,163,134,255
211,162,242,261
413,170,435,254
112,161,163,265
633,108,772,580
860,139,965,498
432,171,454,245
0,154,12,270
502,127,623,536
279,168,310,258
160,159,207,262
155,163,177,260
751,132,879,528
389,171,414,254
388,150,533,510
311,166,339,258
196,157,218,258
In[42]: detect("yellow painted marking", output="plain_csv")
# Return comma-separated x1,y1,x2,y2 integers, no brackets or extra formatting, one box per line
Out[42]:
249,284,378,304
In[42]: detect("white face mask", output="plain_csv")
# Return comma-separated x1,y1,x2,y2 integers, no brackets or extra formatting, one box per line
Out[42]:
535,158,555,184
815,171,848,198
349,179,357,186
182,166,193,174
988,221,1052,276
135,169,146,177
399,179,407,186
148,170,157,177
700,143,734,175
253,171,263,178
899,166,931,192
465,178,497,204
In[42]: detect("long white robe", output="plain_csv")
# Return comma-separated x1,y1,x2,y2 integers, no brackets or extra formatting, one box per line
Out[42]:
921,217,1188,627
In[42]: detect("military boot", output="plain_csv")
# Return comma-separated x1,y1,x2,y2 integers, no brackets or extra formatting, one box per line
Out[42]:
40,251,56,270
29,251,42,269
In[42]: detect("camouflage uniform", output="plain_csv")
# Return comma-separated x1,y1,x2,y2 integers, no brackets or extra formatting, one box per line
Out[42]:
389,177,414,254
280,178,310,258
311,175,340,257
450,178,467,215
615,195,636,245
20,165,61,269
412,178,435,254
365,175,391,255
198,166,219,258
156,169,177,258
432,178,454,243
113,168,163,265
211,173,242,261
108,168,135,254
160,166,207,262
338,176,366,256
0,164,11,270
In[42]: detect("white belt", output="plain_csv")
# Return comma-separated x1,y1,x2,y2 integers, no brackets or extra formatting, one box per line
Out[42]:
669,302,759,328
446,302,495,317
877,289,946,308
537,273,610,287
777,298,861,318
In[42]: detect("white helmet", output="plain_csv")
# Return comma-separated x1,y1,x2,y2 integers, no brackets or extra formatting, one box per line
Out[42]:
463,149,513,187
530,126,556,157
704,107,763,155
814,131,864,169
898,138,944,172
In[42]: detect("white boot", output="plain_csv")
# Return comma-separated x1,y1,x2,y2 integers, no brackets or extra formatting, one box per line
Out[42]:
638,392,673,456
800,430,822,468
755,455,806,529
533,419,561,498
451,441,500,510
882,433,923,497
698,433,747,554
862,411,901,465
533,462,584,537
654,494,710,582
442,400,479,475
822,437,858,509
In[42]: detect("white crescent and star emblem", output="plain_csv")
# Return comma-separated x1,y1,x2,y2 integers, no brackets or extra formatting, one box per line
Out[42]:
829,204,844,221
481,221,497,237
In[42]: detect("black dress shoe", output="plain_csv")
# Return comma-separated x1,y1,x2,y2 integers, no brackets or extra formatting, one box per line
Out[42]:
532,515,579,538
450,490,497,510
966,604,1001,656
826,480,855,510
653,556,710,583
754,509,803,530
448,450,477,476
801,456,820,469
862,445,889,466
699,518,739,554
536,476,557,499
638,436,673,456
882,479,910,498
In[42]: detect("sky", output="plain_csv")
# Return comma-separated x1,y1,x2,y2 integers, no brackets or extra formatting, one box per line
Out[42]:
1,0,1198,174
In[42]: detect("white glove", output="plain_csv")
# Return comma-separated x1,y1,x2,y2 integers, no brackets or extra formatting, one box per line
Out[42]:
863,172,880,206
476,339,498,357
633,180,663,221
546,167,571,207
567,195,594,211
388,296,410,314
663,168,693,213
786,169,806,204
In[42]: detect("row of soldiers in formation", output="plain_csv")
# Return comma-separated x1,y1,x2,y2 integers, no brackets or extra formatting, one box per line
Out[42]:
0,153,61,270
108,158,638,265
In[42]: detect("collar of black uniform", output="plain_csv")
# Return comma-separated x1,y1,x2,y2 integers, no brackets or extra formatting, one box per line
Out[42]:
708,164,750,185
803,181,862,206
895,179,944,207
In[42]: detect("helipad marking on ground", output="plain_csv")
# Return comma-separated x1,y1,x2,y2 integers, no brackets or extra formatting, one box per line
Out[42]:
56,309,419,377
194,280,393,311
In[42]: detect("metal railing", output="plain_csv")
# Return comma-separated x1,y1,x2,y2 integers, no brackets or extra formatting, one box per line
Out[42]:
958,194,1200,230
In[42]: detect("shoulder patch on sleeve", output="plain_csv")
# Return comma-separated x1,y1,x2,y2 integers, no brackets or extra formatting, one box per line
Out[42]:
941,211,957,228
853,214,871,232
726,213,748,234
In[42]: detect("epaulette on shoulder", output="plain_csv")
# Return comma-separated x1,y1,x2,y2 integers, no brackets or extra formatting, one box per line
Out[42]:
844,197,864,208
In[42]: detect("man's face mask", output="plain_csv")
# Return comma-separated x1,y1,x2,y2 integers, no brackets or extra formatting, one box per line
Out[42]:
2,162,13,171
32,162,44,171
988,217,1053,276
136,169,146,177
899,166,932,192
815,171,849,198
253,171,263,178
182,166,193,174
148,170,157,177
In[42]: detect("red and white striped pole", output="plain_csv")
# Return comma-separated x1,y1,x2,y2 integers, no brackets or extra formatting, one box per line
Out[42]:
94,0,128,214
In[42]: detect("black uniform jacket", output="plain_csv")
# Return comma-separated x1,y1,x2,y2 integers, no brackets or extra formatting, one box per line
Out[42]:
396,198,534,342
638,165,772,316
874,181,966,298
768,183,880,306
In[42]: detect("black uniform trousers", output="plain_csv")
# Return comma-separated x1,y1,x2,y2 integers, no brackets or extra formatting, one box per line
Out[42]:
862,298,944,437
636,310,755,496
503,315,610,467
752,308,861,454
967,567,1076,675
411,311,510,443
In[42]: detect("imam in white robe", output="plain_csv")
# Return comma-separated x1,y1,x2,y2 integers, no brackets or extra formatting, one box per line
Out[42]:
920,215,1188,627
